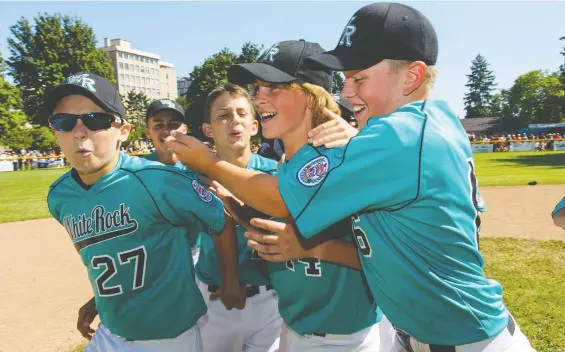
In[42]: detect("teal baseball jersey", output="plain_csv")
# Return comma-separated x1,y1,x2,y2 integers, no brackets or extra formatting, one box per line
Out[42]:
268,168,381,336
277,100,508,345
140,151,160,162
552,197,565,216
47,153,225,341
140,152,201,249
196,153,277,287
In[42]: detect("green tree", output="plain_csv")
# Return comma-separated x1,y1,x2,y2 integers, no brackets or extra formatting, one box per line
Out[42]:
332,72,344,94
238,42,263,64
29,126,57,151
0,49,31,150
7,13,115,127
559,37,565,114
499,70,564,131
175,96,191,112
123,91,150,148
464,54,497,118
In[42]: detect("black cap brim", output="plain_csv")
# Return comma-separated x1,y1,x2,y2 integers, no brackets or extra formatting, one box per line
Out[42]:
228,63,298,85
305,48,381,72
44,84,119,116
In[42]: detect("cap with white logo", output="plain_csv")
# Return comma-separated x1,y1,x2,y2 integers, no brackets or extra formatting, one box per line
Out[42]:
44,71,126,119
145,99,185,123
305,2,438,71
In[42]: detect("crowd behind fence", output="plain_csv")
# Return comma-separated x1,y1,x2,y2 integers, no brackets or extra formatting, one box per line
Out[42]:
0,144,265,172
1,131,563,172
468,132,564,153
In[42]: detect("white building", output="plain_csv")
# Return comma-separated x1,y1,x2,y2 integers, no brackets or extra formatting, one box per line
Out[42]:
101,38,178,100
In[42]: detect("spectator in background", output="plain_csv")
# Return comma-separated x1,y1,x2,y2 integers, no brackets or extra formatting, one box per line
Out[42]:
258,138,285,162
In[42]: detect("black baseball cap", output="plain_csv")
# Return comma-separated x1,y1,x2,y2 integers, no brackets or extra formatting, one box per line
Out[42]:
227,39,332,91
146,99,185,123
335,96,354,121
44,71,126,119
304,3,438,71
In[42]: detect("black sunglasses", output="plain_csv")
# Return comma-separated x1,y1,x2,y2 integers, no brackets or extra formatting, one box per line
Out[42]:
49,113,125,132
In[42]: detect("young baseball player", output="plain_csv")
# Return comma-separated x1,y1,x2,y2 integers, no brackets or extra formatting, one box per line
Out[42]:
163,4,534,350
45,72,243,352
142,99,202,265
194,83,282,352
166,40,393,352
552,197,565,229
75,98,202,339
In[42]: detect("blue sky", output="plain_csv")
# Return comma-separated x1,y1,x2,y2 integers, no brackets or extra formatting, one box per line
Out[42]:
1,1,564,118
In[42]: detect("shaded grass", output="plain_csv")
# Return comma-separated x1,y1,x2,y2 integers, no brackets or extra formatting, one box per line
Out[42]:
481,237,565,352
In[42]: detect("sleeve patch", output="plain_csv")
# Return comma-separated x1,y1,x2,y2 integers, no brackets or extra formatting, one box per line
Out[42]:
297,156,329,187
192,180,213,203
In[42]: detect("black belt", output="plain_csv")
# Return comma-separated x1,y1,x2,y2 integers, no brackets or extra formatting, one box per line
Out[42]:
394,315,516,352
207,284,273,298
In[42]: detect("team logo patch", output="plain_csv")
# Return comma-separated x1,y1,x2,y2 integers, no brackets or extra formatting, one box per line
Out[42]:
297,156,329,187
192,180,213,203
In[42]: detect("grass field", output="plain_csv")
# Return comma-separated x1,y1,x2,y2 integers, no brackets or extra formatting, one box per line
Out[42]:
66,238,565,352
0,168,68,223
1,151,563,224
474,151,565,186
0,153,561,351
482,238,565,352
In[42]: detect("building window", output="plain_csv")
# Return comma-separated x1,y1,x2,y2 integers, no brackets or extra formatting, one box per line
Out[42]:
166,74,169,79
120,74,124,81
136,65,139,72
156,89,160,95
120,85,124,91
119,62,123,69
142,77,145,85
156,79,160,85
127,54,132,60
137,76,140,84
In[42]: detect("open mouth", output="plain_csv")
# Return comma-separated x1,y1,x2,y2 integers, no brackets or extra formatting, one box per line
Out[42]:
229,131,243,138
260,112,277,122
353,105,367,118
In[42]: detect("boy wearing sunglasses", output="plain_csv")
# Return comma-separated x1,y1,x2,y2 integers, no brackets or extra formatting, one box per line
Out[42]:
45,72,244,352
73,97,205,342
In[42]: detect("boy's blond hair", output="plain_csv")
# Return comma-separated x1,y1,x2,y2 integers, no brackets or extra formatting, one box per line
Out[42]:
283,82,341,128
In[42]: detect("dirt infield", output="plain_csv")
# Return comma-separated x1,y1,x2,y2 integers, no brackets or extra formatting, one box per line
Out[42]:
0,185,563,352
